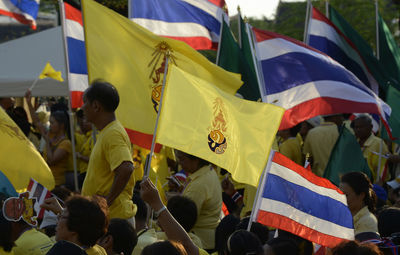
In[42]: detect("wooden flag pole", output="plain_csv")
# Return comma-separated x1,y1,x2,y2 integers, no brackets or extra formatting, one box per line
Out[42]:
143,54,170,178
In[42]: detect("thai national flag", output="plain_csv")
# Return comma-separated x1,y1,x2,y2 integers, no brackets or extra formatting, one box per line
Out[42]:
251,27,392,136
61,2,89,108
129,0,228,50
252,151,354,248
27,178,52,219
307,7,379,94
0,0,39,29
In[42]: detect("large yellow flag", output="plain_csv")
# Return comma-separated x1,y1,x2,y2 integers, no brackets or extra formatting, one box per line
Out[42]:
156,66,285,187
0,108,55,190
39,62,64,82
82,0,242,151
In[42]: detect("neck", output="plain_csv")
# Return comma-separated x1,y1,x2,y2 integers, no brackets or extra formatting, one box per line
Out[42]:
93,113,116,130
351,205,364,216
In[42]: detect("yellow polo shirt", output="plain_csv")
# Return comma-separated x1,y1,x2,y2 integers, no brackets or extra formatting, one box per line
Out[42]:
353,206,378,235
279,137,303,165
12,228,54,255
303,122,339,176
131,228,158,255
86,245,107,255
75,131,96,174
361,134,389,182
81,120,136,219
183,165,222,250
0,248,13,255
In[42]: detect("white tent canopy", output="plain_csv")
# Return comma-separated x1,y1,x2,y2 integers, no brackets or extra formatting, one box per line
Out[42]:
0,26,69,97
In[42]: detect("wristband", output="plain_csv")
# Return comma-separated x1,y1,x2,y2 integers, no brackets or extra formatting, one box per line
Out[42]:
231,191,242,203
154,205,167,218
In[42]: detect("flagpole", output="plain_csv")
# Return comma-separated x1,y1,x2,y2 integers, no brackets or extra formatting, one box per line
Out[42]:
215,12,224,64
375,0,380,60
247,150,275,231
59,0,79,192
303,0,312,44
325,0,329,18
143,54,170,178
237,6,242,48
29,77,40,91
246,23,266,101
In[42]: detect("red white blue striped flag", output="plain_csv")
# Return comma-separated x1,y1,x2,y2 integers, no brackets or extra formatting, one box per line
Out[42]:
27,178,52,219
251,26,392,136
129,0,228,50
0,0,39,29
60,2,89,108
252,151,354,248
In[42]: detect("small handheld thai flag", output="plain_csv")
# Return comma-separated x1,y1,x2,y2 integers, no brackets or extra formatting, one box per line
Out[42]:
0,0,39,29
251,151,354,248
27,178,52,219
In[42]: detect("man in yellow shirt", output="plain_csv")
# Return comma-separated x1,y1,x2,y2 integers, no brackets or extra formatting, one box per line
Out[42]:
303,115,342,176
177,151,222,250
81,81,136,220
278,125,303,165
352,115,389,183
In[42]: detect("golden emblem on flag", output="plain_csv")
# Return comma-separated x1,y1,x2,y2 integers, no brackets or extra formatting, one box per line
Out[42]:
208,97,227,154
149,42,177,113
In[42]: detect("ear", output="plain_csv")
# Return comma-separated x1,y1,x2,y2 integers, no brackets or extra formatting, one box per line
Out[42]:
92,100,102,113
98,234,113,252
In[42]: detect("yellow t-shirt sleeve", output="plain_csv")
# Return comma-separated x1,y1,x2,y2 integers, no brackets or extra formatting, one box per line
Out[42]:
104,130,133,171
58,139,72,154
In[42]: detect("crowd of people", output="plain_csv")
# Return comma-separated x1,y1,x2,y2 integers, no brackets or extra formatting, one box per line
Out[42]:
1,80,400,255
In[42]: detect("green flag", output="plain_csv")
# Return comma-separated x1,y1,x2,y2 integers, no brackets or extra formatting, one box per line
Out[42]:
324,126,371,186
382,85,400,143
378,14,400,86
329,6,400,94
217,19,260,101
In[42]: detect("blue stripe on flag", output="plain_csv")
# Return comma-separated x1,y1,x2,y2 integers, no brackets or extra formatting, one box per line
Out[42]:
260,52,372,96
309,35,371,88
130,0,220,35
67,37,88,75
9,0,39,18
263,174,354,229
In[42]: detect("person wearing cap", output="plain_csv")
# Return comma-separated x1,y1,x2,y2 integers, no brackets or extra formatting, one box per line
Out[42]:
303,115,343,176
387,177,400,207
351,115,389,183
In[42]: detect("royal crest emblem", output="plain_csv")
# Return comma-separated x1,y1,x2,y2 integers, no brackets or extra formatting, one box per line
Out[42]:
148,42,177,113
208,98,227,154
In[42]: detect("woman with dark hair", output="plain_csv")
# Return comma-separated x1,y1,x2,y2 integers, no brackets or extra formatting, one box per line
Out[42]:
225,230,264,255
25,90,72,187
340,172,378,236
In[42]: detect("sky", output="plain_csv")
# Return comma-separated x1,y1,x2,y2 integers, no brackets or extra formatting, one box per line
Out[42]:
226,0,304,19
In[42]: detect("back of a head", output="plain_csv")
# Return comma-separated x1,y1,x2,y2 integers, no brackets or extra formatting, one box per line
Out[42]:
215,215,241,255
108,218,137,255
267,237,299,255
378,207,400,237
65,195,109,247
236,217,269,244
141,240,187,255
167,195,197,232
85,80,120,112
226,230,263,255
332,241,382,255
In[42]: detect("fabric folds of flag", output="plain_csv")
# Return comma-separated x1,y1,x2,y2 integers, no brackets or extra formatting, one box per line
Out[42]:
82,0,242,152
0,0,39,29
39,62,64,82
60,2,89,108
27,178,52,219
253,151,354,248
129,0,227,50
0,108,55,191
251,27,391,134
156,65,284,187
307,7,379,94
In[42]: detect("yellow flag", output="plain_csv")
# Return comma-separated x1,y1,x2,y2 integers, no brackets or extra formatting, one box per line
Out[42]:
82,0,243,150
156,66,285,187
39,62,64,82
0,108,55,190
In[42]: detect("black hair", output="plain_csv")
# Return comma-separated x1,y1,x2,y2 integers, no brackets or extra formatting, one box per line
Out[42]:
226,230,264,255
0,198,13,252
331,240,382,255
107,218,137,255
215,215,240,255
267,237,299,255
351,115,373,129
51,110,71,139
76,109,84,119
141,240,187,255
85,80,120,112
167,196,197,232
177,150,209,169
378,207,400,237
341,172,377,213
65,195,109,247
235,217,269,244
132,193,147,222
289,123,302,137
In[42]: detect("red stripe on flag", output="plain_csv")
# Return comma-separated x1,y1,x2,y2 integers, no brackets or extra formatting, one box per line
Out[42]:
278,97,382,130
27,178,34,191
162,35,218,50
206,0,225,8
70,91,84,109
64,2,83,26
125,128,162,153
0,9,35,28
273,152,343,193
38,191,52,219
257,210,346,248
